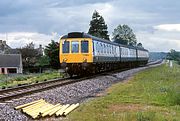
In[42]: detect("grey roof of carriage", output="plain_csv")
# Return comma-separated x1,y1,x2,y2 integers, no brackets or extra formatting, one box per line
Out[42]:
0,54,22,67
61,32,148,52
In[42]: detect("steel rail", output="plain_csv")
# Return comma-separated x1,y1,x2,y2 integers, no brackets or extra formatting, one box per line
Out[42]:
0,60,163,102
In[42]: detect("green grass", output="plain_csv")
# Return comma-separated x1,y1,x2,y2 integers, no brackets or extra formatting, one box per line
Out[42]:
65,62,180,121
0,71,63,88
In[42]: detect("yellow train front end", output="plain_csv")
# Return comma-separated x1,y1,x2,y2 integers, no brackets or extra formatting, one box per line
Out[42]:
59,33,93,76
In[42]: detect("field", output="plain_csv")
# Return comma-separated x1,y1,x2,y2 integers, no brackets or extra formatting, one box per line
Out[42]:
66,62,180,121
0,71,63,89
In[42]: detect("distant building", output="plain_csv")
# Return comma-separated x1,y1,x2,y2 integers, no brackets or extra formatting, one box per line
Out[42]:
5,49,21,54
37,44,44,56
0,54,23,74
0,40,11,54
0,40,43,55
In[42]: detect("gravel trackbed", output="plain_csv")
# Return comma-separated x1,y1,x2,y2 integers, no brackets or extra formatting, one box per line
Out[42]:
0,63,162,121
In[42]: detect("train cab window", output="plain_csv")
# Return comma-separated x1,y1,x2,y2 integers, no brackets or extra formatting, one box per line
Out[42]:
81,40,89,53
71,41,79,53
62,41,70,53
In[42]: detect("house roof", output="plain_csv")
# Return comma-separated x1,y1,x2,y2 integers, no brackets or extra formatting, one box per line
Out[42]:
5,49,21,54
0,54,22,67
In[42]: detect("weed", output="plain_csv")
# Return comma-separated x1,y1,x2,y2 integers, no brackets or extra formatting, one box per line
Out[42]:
136,112,155,121
66,62,180,121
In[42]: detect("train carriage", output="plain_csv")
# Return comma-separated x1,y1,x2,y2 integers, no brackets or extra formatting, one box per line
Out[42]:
92,39,120,62
59,32,149,76
137,48,149,65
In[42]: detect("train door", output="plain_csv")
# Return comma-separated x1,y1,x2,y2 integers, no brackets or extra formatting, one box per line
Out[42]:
127,48,130,61
119,46,121,62
136,49,138,62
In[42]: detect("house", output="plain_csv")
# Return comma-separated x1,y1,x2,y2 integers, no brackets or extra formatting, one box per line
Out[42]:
0,54,23,74
0,40,44,74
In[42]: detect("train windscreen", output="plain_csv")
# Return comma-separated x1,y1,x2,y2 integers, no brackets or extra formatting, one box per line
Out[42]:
71,41,79,53
62,41,70,53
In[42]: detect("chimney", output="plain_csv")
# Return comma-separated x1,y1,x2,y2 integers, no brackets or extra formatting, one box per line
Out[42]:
39,44,42,49
3,41,6,45
38,44,43,56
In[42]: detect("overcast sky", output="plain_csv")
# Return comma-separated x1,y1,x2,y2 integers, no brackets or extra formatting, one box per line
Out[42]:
0,0,180,52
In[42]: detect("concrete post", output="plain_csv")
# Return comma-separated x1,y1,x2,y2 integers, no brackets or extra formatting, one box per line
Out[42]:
16,67,19,73
5,68,8,74
0,68,1,74
169,61,173,68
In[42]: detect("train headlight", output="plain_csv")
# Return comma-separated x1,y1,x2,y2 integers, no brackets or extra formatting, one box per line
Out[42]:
83,58,87,62
63,58,67,62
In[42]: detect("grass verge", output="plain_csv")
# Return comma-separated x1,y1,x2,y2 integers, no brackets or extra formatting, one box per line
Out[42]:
65,62,180,121
0,71,63,89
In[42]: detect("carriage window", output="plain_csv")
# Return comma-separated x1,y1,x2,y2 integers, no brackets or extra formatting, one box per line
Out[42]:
62,41,70,53
97,42,99,53
81,40,89,53
104,44,106,53
107,45,109,54
100,43,103,53
71,41,79,53
110,45,111,54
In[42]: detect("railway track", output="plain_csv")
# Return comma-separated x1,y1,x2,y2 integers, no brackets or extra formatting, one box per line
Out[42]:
147,59,163,66
0,60,163,102
0,77,85,102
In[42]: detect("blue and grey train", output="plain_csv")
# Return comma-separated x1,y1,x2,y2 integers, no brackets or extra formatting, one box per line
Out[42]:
59,32,149,76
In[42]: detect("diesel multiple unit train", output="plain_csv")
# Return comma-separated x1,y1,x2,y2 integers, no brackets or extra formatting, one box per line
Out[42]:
59,32,149,76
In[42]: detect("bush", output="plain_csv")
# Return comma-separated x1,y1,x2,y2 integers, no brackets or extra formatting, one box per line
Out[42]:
178,61,180,65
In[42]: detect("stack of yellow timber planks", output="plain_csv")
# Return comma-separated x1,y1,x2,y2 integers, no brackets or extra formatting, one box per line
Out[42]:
14,99,79,119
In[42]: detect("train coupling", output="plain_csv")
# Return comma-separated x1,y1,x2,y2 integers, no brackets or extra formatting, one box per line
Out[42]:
61,62,67,69
82,62,88,70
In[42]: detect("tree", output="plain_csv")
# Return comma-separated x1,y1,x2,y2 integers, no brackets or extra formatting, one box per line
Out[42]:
88,10,110,40
167,49,180,64
112,24,137,46
35,55,50,73
44,40,60,68
19,42,40,67
35,56,50,67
